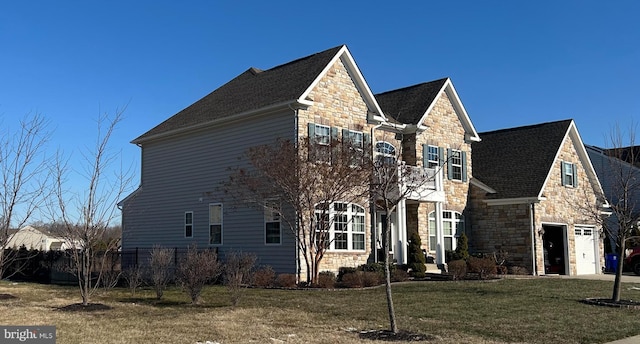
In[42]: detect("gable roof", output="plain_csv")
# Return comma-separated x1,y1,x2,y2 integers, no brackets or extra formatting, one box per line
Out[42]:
472,120,574,200
133,45,385,144
375,78,480,141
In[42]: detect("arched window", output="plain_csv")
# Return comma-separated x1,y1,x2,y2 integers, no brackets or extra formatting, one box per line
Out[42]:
428,210,464,252
314,202,366,251
375,141,396,164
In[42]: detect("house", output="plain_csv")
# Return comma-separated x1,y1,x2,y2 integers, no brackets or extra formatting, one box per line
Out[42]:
6,226,73,251
586,145,640,251
469,120,609,275
120,45,606,279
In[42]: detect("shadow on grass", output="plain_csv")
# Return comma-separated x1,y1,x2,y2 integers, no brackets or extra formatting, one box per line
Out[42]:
116,297,227,309
0,293,17,300
55,303,112,312
358,329,439,342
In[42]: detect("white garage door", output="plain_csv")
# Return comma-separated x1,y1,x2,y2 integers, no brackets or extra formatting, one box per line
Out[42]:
575,227,597,275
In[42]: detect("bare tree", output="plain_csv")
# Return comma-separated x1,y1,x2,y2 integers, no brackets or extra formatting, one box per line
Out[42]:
223,251,256,307
51,109,133,305
149,245,174,300
369,140,448,334
584,124,640,302
175,245,222,304
226,136,372,285
0,114,51,279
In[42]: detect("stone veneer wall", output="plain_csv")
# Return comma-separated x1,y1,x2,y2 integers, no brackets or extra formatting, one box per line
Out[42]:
533,134,603,276
295,57,379,277
469,134,604,275
410,92,472,254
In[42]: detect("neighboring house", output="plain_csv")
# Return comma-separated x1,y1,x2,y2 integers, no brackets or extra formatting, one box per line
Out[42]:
469,120,608,276
586,145,640,250
6,226,73,251
120,45,606,278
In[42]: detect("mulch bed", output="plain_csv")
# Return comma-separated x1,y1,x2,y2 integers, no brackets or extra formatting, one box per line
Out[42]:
582,298,640,309
0,293,17,300
358,330,439,342
55,303,112,312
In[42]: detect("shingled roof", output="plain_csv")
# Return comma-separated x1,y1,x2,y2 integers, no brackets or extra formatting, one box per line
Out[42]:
472,119,573,199
133,45,344,143
375,78,448,124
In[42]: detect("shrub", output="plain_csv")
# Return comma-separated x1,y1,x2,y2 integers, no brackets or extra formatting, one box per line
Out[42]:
357,262,385,274
337,267,357,281
340,272,362,288
496,265,508,275
253,266,276,287
448,259,467,280
175,246,222,304
316,271,336,288
224,251,257,307
361,271,383,287
122,265,144,296
274,273,297,288
391,268,409,282
509,266,530,275
149,245,174,300
407,231,426,278
467,256,497,280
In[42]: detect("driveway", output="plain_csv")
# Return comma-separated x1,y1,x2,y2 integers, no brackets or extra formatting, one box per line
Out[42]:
545,272,640,283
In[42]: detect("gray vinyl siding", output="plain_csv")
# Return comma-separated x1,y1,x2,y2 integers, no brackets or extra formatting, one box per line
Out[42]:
122,110,297,274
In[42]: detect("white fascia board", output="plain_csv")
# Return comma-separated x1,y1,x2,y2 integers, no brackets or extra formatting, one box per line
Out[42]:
469,178,496,194
298,45,386,124
568,122,608,198
416,78,481,142
484,197,546,206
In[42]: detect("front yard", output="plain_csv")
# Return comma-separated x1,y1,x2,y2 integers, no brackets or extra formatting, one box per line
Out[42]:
0,278,638,343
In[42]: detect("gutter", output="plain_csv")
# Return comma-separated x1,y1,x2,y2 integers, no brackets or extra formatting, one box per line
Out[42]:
530,202,538,276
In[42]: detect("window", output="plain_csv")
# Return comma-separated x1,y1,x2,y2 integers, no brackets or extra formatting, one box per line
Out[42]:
209,204,222,245
449,149,463,181
561,161,578,187
344,129,364,166
265,200,281,245
314,202,366,251
427,145,440,168
376,141,396,165
308,123,332,162
185,212,193,238
428,210,464,252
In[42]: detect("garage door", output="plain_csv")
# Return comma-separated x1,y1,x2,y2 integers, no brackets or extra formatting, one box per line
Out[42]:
574,227,597,275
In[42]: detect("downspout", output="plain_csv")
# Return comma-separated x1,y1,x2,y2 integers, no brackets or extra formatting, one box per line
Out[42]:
371,122,383,263
530,202,538,276
290,104,301,281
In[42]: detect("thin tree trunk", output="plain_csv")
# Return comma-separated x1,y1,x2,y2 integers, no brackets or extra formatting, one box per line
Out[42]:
383,217,397,333
612,234,626,302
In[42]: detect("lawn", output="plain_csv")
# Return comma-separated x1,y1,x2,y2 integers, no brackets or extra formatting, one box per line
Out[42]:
0,277,638,344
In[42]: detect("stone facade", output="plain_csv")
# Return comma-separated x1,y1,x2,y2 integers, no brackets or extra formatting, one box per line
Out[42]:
411,92,472,254
469,133,604,275
295,57,375,276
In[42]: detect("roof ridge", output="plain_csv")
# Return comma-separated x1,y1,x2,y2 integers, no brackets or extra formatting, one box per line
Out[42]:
479,119,573,135
265,45,344,72
376,77,449,96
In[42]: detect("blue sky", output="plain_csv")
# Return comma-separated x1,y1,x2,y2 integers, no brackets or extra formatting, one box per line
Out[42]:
1,1,639,223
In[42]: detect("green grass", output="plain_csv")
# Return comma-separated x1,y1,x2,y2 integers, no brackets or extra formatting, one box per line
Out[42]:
0,278,639,343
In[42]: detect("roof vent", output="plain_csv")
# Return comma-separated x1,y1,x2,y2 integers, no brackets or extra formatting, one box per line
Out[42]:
249,67,263,75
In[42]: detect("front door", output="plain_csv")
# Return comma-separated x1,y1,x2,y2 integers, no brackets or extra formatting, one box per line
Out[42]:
377,213,397,262
543,225,567,275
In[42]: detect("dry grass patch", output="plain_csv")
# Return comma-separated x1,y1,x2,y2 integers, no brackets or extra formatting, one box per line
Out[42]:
1,279,640,343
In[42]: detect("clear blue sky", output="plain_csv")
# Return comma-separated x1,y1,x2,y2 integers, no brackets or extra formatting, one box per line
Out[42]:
1,1,638,223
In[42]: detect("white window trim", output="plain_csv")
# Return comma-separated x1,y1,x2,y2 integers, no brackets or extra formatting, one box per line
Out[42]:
562,161,577,187
427,145,439,168
209,203,223,246
314,124,331,146
429,210,464,253
264,200,281,245
185,211,193,238
450,149,463,181
375,141,396,164
315,202,366,252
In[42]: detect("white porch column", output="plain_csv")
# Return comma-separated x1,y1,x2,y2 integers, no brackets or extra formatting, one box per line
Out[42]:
396,198,408,265
435,201,445,267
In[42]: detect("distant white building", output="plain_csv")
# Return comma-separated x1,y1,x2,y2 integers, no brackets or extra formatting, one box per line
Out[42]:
6,226,74,251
